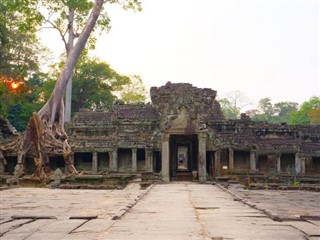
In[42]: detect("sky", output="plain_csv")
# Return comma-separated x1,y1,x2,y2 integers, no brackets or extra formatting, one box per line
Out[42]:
40,0,319,108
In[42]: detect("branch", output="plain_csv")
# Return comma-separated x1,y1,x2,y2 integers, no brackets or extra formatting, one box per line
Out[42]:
37,26,57,31
45,19,68,52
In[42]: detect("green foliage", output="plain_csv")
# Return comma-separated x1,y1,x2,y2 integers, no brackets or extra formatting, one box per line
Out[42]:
119,75,147,103
71,56,131,112
0,73,46,130
0,0,143,129
248,98,298,124
218,98,240,119
307,109,320,125
218,91,250,119
0,79,12,118
290,96,320,125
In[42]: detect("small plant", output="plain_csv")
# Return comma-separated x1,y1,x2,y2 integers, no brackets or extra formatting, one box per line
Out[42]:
293,181,300,187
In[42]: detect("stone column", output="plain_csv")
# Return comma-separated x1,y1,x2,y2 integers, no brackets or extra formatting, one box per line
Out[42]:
92,151,98,173
250,151,256,172
161,134,170,182
131,148,137,172
295,153,301,174
0,158,4,173
145,150,153,172
109,149,118,172
300,156,305,175
198,134,207,183
228,148,234,173
214,150,221,176
276,154,281,173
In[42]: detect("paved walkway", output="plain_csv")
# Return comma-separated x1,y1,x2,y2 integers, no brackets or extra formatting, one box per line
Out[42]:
1,183,319,240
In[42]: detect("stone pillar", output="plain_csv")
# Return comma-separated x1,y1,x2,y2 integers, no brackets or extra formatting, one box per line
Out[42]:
228,148,234,173
161,134,170,182
0,159,4,173
145,150,153,172
300,156,305,175
250,151,256,171
92,151,98,172
109,149,118,172
198,134,207,183
295,153,301,174
276,154,281,173
214,150,221,175
131,148,137,172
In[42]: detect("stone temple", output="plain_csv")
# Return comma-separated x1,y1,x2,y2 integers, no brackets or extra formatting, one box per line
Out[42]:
1,82,320,182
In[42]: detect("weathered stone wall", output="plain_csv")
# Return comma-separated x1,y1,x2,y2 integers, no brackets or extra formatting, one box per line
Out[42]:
150,82,224,133
68,103,160,152
2,83,319,177
207,119,320,157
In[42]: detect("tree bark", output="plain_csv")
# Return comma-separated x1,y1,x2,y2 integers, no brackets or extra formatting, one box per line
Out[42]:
64,8,75,123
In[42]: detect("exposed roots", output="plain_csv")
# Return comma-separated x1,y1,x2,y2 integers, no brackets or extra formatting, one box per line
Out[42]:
0,109,78,180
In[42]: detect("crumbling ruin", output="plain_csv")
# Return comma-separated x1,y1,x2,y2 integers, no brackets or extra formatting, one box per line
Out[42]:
1,82,320,182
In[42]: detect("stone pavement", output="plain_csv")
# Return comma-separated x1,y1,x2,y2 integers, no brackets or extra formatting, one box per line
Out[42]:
227,184,320,220
1,182,319,240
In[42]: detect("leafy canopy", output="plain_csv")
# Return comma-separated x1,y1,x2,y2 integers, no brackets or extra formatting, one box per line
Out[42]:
290,96,320,125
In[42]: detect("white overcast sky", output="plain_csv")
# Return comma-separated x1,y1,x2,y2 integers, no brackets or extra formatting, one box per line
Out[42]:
41,0,319,107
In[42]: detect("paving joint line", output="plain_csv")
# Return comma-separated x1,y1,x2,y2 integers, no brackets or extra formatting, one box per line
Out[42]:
187,184,211,240
0,219,35,237
111,183,155,220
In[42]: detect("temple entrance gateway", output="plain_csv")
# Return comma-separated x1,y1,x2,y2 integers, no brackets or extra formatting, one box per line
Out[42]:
169,134,198,181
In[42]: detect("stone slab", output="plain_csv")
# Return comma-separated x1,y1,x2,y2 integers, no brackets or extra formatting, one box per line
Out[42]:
24,219,85,240
0,219,31,235
307,220,320,227
72,219,114,233
0,219,56,240
286,221,320,236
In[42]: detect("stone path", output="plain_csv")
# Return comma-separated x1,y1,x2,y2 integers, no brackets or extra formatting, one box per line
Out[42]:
227,184,320,220
0,183,147,240
1,183,319,240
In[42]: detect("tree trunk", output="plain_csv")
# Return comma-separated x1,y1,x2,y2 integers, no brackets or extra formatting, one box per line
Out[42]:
64,8,75,123
0,0,105,179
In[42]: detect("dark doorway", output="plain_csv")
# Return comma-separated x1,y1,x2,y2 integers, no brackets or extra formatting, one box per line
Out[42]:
234,151,250,172
98,152,109,172
74,152,92,171
154,151,161,173
169,134,198,179
50,156,65,172
306,157,320,175
4,157,17,173
118,148,131,172
206,151,214,177
137,148,145,172
281,154,295,174
257,155,268,173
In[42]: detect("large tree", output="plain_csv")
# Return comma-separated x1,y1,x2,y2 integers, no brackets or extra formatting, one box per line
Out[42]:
218,90,251,119
0,0,141,179
118,75,147,104
35,0,141,122
72,56,131,112
247,98,298,124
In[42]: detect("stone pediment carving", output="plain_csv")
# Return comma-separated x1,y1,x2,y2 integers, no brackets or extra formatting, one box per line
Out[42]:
165,105,196,134
150,82,225,133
